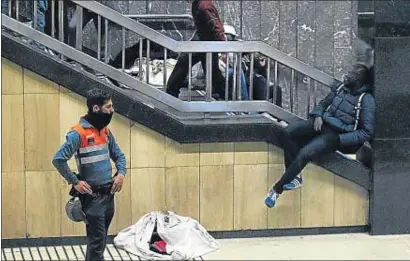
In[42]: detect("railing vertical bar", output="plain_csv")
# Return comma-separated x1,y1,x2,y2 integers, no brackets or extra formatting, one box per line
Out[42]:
232,54,237,101
313,81,318,106
163,48,167,87
104,19,109,63
290,68,295,113
121,27,126,71
58,0,64,59
97,15,101,60
146,39,150,84
273,60,278,105
51,0,55,38
75,6,83,51
237,52,242,100
249,53,255,101
307,77,312,118
139,37,143,81
188,53,192,102
8,0,11,17
15,0,19,21
224,53,229,101
266,58,271,101
33,0,38,30
205,52,213,102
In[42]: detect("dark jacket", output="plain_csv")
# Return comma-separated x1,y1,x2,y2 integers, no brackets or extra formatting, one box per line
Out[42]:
192,0,226,41
309,84,375,147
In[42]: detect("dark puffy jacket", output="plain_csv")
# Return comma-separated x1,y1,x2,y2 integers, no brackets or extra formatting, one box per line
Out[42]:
309,84,375,147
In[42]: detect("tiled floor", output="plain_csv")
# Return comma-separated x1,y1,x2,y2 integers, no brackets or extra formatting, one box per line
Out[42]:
1,245,204,260
203,233,410,260
3,233,410,260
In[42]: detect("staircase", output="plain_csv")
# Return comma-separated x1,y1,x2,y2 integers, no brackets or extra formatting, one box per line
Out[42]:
1,0,371,190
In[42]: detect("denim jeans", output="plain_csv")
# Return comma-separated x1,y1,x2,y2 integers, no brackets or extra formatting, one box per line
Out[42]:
1,0,7,15
227,68,249,100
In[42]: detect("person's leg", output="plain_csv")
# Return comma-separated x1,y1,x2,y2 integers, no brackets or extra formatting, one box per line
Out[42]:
282,119,317,169
265,131,340,208
36,0,48,33
1,0,7,15
240,71,249,100
167,52,201,98
82,195,108,261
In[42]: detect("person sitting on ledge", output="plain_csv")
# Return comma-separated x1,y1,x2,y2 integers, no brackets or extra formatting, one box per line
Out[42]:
265,64,375,208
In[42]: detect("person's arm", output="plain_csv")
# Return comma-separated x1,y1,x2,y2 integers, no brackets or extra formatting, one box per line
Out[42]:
309,89,337,118
339,94,375,147
108,131,127,176
203,5,226,41
52,131,81,185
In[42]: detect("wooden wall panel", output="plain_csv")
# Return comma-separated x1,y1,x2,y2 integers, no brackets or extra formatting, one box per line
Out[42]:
24,94,60,171
234,164,268,230
131,124,165,168
2,95,25,172
301,164,334,227
131,168,166,222
2,172,26,238
200,165,234,231
2,58,23,95
26,171,61,238
166,167,200,220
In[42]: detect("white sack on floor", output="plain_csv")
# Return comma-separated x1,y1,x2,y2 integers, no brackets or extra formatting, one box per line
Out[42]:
113,211,220,260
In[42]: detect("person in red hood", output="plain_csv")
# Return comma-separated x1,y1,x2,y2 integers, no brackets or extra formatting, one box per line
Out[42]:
166,0,227,99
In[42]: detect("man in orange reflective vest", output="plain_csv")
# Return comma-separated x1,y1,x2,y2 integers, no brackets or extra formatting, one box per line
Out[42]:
53,88,126,261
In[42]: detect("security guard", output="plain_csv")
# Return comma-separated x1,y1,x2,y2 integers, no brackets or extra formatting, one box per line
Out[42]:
53,88,126,260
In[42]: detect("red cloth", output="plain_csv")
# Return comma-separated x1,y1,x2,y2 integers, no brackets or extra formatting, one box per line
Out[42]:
192,0,226,41
152,240,167,253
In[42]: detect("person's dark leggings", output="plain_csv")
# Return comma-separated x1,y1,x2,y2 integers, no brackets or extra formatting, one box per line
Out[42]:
80,187,114,261
166,51,226,98
273,119,341,194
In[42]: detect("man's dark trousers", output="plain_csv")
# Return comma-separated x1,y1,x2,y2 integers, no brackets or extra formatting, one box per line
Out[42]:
80,190,114,261
273,119,342,194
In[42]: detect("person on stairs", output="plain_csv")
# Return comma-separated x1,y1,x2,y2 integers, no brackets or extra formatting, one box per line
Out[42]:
166,0,226,99
265,64,375,208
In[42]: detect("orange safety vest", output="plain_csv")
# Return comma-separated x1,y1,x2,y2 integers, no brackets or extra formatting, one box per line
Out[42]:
71,124,110,166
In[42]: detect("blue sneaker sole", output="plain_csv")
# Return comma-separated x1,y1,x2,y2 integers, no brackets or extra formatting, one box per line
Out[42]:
264,197,276,208
283,184,303,191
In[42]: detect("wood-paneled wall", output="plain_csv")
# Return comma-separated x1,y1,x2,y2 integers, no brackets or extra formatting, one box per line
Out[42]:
1,58,369,239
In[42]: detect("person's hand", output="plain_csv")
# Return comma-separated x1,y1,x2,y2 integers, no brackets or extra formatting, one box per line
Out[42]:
111,174,125,194
74,181,93,195
313,117,323,132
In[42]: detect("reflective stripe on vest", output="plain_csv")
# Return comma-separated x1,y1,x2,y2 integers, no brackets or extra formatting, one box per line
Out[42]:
79,143,108,154
80,153,110,164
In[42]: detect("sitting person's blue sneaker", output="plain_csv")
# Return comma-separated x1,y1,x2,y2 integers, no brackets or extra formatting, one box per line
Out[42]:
265,188,279,208
283,174,303,191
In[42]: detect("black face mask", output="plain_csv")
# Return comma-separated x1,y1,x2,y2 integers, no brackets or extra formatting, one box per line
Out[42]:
85,111,113,130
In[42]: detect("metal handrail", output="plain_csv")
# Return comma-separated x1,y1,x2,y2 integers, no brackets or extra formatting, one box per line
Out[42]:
126,14,194,21
71,0,337,88
1,14,300,124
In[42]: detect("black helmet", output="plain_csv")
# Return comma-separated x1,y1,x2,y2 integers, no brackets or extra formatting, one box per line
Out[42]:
65,197,87,223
